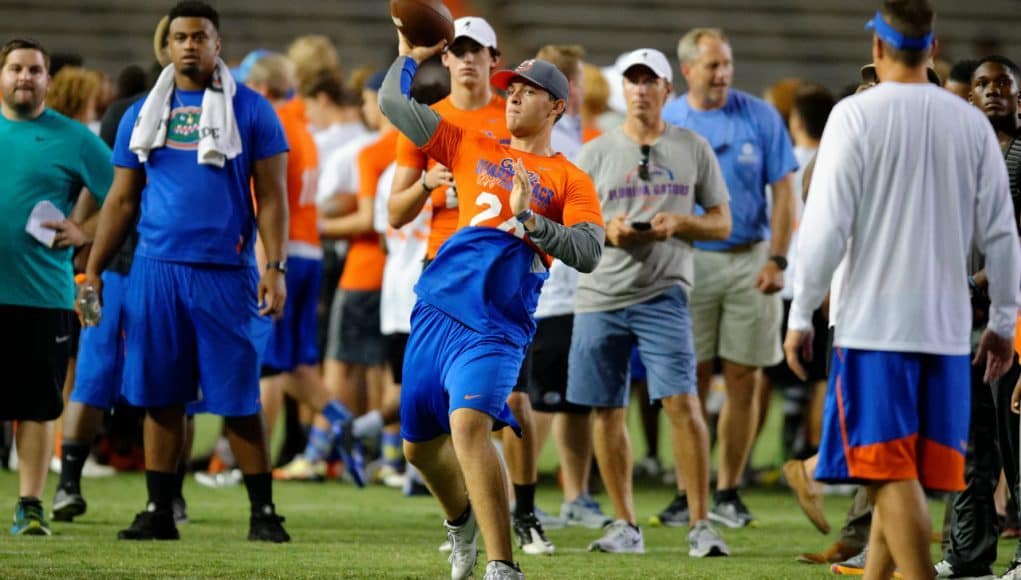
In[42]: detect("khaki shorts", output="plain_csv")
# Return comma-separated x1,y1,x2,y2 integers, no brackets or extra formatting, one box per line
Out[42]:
691,242,783,367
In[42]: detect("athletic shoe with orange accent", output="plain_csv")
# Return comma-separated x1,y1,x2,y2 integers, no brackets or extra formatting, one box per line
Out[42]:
831,547,904,578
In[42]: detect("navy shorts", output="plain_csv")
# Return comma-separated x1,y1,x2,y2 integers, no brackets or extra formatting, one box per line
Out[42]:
400,302,523,443
567,286,696,408
71,270,129,409
122,256,271,417
263,256,322,373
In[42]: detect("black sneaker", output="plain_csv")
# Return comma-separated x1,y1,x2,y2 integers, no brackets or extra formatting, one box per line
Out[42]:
117,505,179,540
171,497,188,525
709,494,756,529
512,512,554,555
249,504,290,543
52,487,87,522
649,495,689,528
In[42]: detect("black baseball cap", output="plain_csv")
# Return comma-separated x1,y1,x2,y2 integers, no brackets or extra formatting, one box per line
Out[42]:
491,59,569,102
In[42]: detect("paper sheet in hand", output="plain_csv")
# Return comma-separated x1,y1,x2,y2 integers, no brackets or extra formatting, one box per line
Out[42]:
25,200,65,248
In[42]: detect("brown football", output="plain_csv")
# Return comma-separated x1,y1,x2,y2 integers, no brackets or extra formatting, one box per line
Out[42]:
390,0,455,48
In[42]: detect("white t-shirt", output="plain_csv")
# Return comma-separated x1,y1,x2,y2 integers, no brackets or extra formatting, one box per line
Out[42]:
535,113,585,319
791,82,1021,354
376,162,431,335
780,146,818,301
313,121,367,162
317,131,378,205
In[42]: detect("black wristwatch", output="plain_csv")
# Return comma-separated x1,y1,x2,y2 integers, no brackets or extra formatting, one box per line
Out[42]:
267,260,288,274
420,175,435,194
769,255,788,271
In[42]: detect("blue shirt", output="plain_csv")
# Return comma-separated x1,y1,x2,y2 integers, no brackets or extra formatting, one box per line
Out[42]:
0,109,112,309
113,85,288,266
663,89,798,251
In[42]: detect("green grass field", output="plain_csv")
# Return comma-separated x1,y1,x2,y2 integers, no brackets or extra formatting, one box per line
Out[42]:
1,406,1018,578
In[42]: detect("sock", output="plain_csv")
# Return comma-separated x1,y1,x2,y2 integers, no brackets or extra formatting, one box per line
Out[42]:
381,431,403,469
174,461,187,500
513,482,536,517
353,410,384,439
447,503,471,527
243,472,273,512
714,487,739,503
145,470,177,512
302,426,332,462
322,400,352,425
57,440,90,492
18,496,42,507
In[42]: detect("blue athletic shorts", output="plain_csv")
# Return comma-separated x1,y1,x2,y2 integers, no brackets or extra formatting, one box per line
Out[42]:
122,256,271,417
816,347,970,492
567,286,696,407
263,256,322,372
71,270,129,409
400,301,523,443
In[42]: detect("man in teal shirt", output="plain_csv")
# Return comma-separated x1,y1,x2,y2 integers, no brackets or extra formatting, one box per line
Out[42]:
0,38,113,536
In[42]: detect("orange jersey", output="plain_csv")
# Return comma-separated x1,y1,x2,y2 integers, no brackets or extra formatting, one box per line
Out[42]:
422,119,603,260
395,95,510,258
338,129,396,291
276,103,320,248
412,118,603,346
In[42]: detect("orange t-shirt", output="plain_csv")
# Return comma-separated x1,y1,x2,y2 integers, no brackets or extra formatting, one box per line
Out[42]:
395,94,510,258
1014,315,1021,358
421,119,604,262
338,129,396,291
276,103,320,248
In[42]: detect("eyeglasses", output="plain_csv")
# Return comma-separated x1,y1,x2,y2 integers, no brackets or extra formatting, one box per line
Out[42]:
638,145,652,181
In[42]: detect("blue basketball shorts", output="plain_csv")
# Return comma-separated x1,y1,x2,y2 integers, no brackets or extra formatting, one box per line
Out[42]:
71,270,129,409
400,301,523,443
262,256,322,372
122,256,271,417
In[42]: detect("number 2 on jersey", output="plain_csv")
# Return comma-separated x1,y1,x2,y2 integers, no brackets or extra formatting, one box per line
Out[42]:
469,192,525,239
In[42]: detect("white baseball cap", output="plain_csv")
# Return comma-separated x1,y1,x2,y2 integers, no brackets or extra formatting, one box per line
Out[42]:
617,48,673,83
454,17,497,50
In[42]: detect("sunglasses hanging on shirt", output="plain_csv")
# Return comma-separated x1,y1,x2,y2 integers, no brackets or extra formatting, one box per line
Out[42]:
638,145,652,181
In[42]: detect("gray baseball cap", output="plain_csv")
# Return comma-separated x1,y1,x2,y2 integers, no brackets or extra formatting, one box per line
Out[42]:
490,59,569,102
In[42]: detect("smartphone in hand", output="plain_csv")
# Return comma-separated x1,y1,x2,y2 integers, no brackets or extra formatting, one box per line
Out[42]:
631,221,652,231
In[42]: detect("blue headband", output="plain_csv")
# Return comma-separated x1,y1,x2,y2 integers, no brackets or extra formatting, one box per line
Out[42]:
865,11,934,51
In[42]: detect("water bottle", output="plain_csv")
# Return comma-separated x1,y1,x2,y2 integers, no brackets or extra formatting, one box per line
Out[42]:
74,274,102,326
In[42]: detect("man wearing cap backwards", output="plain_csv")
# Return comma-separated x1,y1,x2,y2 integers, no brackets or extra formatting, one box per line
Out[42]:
379,30,605,580
567,48,731,558
785,1,1021,578
661,26,798,530
387,17,554,557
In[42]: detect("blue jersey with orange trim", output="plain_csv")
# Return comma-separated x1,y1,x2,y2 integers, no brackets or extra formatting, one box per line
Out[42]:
413,119,603,347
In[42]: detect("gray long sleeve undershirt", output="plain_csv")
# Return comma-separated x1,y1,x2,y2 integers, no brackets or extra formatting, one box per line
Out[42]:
378,56,604,274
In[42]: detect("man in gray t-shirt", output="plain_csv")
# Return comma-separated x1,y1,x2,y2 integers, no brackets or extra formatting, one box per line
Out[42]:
568,48,732,558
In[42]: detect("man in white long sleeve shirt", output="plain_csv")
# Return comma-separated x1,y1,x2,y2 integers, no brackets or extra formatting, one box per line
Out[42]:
784,2,1021,579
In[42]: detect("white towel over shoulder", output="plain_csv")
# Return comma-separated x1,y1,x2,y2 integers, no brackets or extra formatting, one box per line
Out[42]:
129,58,242,167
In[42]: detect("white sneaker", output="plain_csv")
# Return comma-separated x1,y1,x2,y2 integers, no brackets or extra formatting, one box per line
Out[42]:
587,520,645,554
934,559,995,579
195,468,242,488
687,519,730,558
483,561,525,579
561,495,612,529
534,505,565,530
445,509,479,580
82,456,115,478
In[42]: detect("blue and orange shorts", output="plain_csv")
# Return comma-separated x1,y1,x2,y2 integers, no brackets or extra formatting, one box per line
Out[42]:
815,347,970,492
